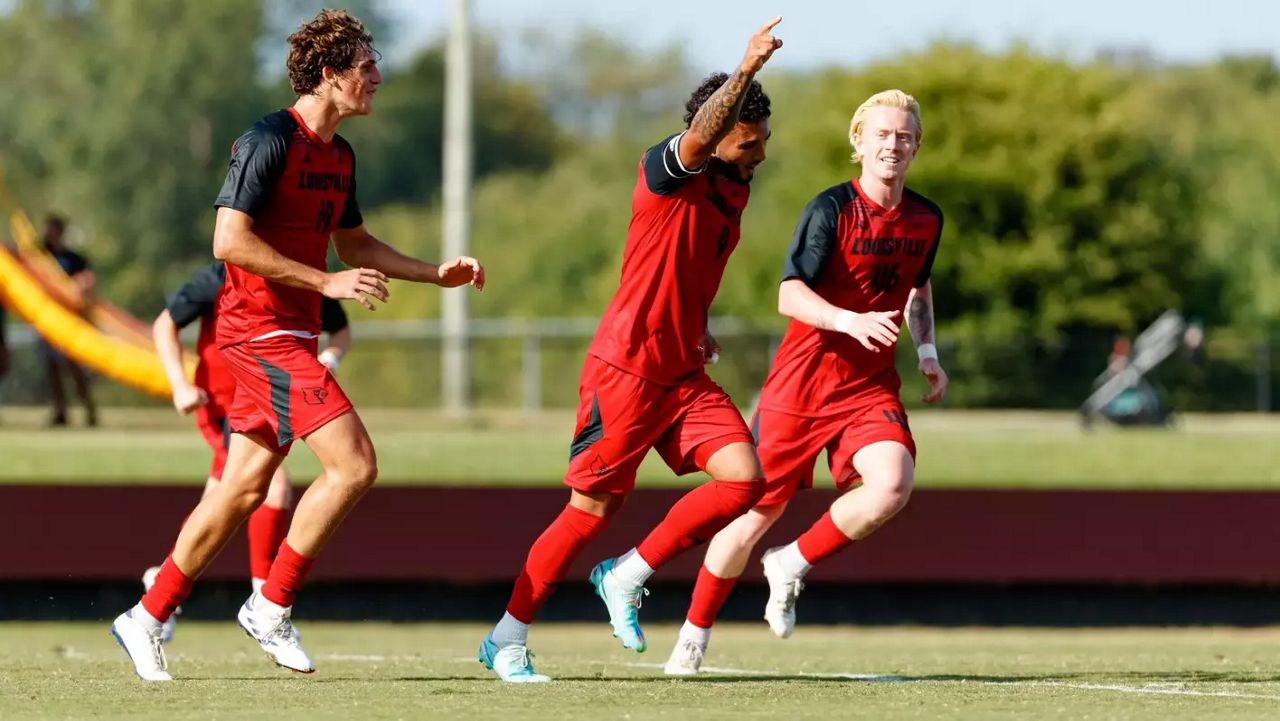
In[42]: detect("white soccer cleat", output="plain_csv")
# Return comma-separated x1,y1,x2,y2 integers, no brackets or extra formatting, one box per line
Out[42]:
478,634,551,683
236,593,315,673
110,610,172,682
588,558,649,652
761,546,804,639
141,566,178,644
663,637,706,676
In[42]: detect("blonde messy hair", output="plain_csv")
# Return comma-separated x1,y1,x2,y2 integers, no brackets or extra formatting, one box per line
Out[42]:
849,89,922,163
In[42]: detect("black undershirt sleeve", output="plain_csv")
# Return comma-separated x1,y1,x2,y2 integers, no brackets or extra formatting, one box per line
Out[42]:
165,262,226,328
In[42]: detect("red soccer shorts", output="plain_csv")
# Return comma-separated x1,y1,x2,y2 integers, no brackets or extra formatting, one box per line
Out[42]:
564,355,755,494
219,335,352,453
193,403,230,479
754,394,917,507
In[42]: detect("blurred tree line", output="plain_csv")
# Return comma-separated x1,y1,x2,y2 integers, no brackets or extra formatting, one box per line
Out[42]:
2,1,1278,408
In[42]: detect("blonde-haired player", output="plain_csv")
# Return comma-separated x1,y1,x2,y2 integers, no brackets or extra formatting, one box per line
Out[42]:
664,89,948,675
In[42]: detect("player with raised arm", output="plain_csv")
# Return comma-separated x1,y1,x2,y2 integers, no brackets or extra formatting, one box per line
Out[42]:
141,261,352,644
664,90,949,675
479,18,783,684
110,10,483,682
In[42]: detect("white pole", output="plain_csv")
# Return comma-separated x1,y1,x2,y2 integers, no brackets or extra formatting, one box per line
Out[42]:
441,0,473,416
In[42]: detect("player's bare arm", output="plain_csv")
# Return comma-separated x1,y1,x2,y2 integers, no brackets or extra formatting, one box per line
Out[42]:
905,282,935,347
151,309,207,414
331,225,485,290
214,207,389,310
906,281,948,403
678,17,782,170
778,278,900,353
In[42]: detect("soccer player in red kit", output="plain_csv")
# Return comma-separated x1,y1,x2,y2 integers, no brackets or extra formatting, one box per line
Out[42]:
142,261,352,644
478,18,783,684
664,90,950,675
111,10,484,682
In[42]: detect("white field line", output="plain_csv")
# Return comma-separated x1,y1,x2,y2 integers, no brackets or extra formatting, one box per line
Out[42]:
627,662,1280,701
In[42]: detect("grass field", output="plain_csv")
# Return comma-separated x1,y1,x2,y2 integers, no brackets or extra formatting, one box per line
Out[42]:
1,406,1278,489
4,621,1280,719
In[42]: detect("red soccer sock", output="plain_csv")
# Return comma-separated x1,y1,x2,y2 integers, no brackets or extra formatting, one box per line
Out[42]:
260,540,315,608
796,511,854,566
687,565,740,629
635,480,763,570
139,555,195,623
506,504,609,623
247,504,289,582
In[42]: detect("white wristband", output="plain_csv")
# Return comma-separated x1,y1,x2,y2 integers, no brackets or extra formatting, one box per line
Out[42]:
318,348,342,371
916,343,938,362
831,310,857,334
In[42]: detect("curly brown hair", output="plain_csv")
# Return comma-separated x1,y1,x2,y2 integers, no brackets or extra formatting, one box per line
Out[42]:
286,9,377,97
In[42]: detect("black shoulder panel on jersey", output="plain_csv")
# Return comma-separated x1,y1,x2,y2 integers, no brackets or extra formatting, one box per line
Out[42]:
905,188,944,288
213,110,294,218
165,262,227,328
641,132,705,196
781,181,857,286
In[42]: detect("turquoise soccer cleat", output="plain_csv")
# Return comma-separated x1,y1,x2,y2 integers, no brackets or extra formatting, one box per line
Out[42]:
478,633,551,683
589,558,649,653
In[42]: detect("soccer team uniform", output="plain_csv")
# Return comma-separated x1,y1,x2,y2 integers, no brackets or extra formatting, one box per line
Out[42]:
164,262,349,477
754,178,943,506
566,132,756,494
213,107,362,451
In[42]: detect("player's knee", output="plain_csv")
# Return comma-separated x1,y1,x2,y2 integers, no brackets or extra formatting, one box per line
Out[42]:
346,455,378,493
867,470,914,519
705,442,763,482
570,490,626,518
225,485,268,516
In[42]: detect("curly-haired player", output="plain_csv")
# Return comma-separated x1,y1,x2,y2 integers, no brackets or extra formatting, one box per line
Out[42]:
479,18,783,683
110,10,484,682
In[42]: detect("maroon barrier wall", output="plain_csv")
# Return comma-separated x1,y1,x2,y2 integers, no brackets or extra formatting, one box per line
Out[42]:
4,486,1280,583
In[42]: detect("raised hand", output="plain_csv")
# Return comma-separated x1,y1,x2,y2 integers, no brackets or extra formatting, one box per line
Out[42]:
322,267,389,311
740,16,783,75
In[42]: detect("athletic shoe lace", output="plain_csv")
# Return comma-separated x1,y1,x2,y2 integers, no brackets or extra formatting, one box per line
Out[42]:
677,638,704,668
511,646,535,672
150,632,169,670
266,615,301,646
781,579,804,613
624,587,650,613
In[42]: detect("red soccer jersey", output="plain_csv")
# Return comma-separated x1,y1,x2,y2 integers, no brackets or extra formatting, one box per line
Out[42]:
587,132,750,385
212,108,362,346
758,178,943,416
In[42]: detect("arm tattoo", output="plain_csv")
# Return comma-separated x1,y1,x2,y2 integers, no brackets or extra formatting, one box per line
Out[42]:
908,289,935,346
689,70,751,145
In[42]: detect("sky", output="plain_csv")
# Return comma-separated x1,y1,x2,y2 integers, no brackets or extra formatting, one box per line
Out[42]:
383,0,1280,70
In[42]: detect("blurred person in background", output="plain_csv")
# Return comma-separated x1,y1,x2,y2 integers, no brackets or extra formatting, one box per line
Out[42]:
141,261,352,644
664,89,949,675
39,214,98,427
